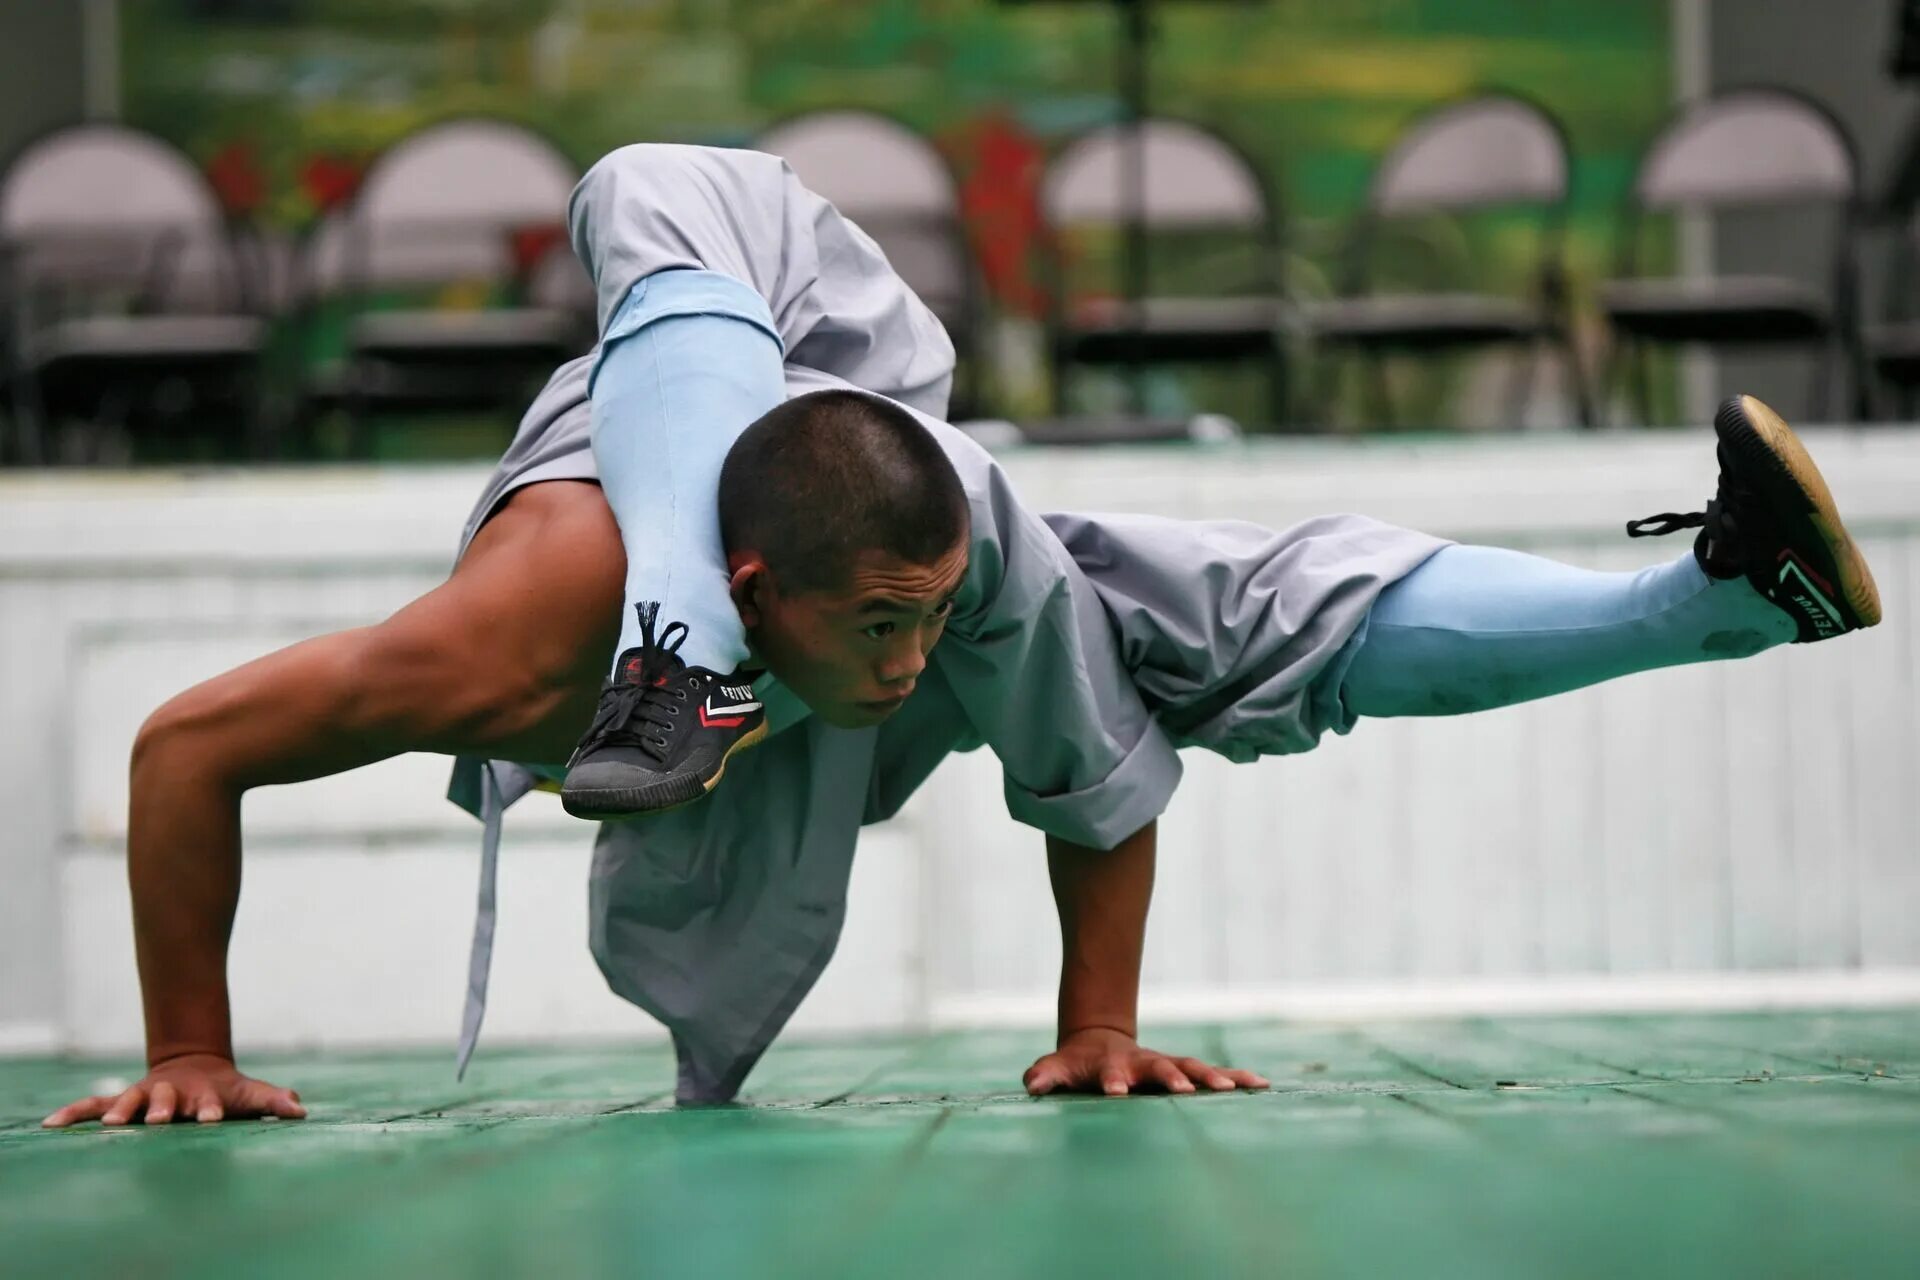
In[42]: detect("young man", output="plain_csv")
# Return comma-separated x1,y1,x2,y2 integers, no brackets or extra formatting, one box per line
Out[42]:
43,147,1879,1127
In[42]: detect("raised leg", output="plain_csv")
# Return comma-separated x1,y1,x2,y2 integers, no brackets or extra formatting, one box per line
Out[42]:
1337,395,1879,721
1337,544,1794,719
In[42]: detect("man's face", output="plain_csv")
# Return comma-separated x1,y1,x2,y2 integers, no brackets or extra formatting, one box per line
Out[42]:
731,538,969,728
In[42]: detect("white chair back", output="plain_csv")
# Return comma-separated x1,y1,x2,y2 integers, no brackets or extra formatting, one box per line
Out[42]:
756,111,957,216
1044,119,1268,230
1637,90,1855,209
754,111,969,314
0,124,239,310
2,124,222,233
308,119,579,294
1372,97,1568,215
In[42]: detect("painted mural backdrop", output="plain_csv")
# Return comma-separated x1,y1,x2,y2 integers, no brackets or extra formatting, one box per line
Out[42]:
122,0,1674,429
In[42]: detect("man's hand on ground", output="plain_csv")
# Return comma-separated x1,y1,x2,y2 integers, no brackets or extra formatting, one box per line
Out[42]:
41,1053,307,1128
1023,1026,1270,1098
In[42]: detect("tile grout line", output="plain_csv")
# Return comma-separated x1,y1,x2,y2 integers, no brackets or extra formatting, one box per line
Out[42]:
1344,1027,1474,1089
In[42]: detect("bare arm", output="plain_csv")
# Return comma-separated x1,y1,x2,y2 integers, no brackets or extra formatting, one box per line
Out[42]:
45,630,402,1126
1022,819,1269,1097
40,479,622,1128
129,630,404,1066
1049,819,1155,1043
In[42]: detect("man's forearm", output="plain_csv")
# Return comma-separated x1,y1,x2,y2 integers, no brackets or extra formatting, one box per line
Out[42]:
1046,819,1155,1042
124,629,397,1067
129,734,243,1066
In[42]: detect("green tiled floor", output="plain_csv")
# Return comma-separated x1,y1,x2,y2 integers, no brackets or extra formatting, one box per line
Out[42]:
4,1010,1917,1278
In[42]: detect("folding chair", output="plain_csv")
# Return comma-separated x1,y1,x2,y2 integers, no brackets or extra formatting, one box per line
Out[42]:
1602,89,1861,425
1041,118,1287,427
300,119,588,451
1299,94,1584,429
754,110,985,416
0,123,268,462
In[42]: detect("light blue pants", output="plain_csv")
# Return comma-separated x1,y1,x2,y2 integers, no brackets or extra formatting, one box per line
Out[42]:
1339,543,1795,719
590,270,783,676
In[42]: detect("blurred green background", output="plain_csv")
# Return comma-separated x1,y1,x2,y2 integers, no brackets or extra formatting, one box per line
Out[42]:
114,0,1677,443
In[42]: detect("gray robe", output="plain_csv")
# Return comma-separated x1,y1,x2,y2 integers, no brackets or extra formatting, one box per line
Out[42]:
445,145,1448,1100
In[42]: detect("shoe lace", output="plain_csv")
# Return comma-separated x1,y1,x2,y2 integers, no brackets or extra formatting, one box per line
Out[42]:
1625,446,1759,568
1625,503,1719,540
580,603,692,763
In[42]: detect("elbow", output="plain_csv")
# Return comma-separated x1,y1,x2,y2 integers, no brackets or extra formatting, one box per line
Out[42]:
130,680,246,792
130,697,191,781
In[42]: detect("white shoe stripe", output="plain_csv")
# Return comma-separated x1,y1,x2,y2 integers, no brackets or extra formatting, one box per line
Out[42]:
1778,558,1845,629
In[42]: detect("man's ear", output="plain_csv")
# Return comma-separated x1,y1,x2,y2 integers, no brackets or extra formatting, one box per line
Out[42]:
728,555,770,628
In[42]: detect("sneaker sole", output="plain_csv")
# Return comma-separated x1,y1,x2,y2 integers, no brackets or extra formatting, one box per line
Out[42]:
559,718,772,820
1721,394,1882,633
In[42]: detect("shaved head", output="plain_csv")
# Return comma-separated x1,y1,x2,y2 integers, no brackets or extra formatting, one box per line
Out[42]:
719,389,970,592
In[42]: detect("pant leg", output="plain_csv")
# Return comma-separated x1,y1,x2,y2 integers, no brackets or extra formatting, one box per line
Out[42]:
1337,544,1796,719
570,143,954,418
590,269,785,674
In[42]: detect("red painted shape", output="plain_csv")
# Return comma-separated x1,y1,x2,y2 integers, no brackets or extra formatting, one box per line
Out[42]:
942,110,1049,317
299,152,364,214
206,140,267,217
1778,548,1837,596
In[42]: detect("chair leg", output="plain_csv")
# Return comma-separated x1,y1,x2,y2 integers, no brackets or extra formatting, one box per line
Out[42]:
1596,331,1620,429
11,376,49,466
1364,349,1395,429
1308,343,1341,431
241,365,278,461
1846,332,1872,423
1503,340,1541,430
1808,340,1834,424
90,383,133,466
1561,331,1594,429
345,361,372,461
1631,340,1656,428
1266,340,1290,431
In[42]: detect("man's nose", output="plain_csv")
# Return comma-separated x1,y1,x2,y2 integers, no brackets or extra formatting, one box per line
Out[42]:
879,644,926,686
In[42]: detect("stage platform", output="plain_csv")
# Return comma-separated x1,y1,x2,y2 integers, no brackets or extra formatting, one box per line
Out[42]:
5,1009,1917,1277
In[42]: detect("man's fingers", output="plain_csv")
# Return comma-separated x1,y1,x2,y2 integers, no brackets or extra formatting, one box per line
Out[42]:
1024,1060,1064,1096
1173,1058,1270,1091
194,1097,225,1124
1172,1057,1237,1091
269,1089,308,1120
144,1081,178,1125
1100,1065,1131,1097
42,1096,113,1128
1148,1058,1197,1094
100,1085,149,1127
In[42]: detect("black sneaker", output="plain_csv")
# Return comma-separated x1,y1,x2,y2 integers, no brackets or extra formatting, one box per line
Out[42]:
1626,394,1881,643
560,602,768,819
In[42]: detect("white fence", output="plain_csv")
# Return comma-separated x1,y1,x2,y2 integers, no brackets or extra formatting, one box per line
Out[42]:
3,426,1918,1058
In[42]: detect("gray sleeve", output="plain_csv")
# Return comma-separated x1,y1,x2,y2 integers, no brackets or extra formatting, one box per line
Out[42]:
935,435,1183,850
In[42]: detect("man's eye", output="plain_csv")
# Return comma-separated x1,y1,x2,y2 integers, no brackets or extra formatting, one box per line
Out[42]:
863,622,895,640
